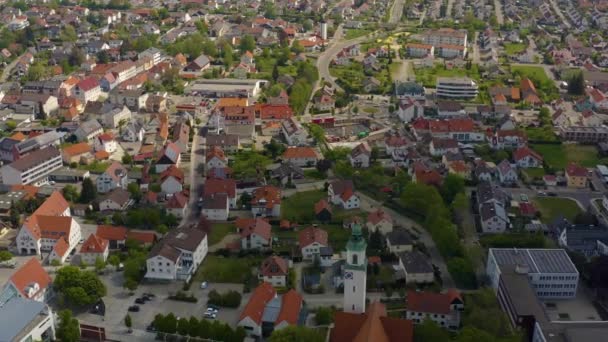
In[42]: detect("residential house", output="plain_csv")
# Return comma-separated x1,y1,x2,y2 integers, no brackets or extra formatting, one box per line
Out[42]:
94,133,117,154
437,101,465,117
206,146,227,169
406,289,464,330
314,199,332,222
270,162,304,186
61,142,92,164
237,218,272,250
155,142,181,173
251,186,282,217
395,81,426,101
349,142,371,168
121,121,145,142
73,77,101,104
328,180,360,209
145,225,208,281
206,133,240,154
398,251,434,284
259,256,289,287
96,162,128,193
386,229,413,253
204,178,237,209
166,192,189,218
103,106,131,129
480,201,509,233
565,163,588,188
366,209,393,234
99,188,132,211
281,117,308,146
299,226,329,262
79,233,109,265
75,119,103,142
497,160,518,184
430,138,459,156
281,147,319,167
412,163,443,187
160,166,184,195
520,78,542,106
201,193,229,221
184,54,210,73
396,97,424,123
513,146,543,168
0,146,63,186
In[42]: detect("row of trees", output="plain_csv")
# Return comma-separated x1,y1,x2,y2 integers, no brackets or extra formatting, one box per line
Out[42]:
152,313,246,342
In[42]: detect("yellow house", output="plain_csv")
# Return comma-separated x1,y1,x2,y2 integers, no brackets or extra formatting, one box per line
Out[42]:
566,163,588,188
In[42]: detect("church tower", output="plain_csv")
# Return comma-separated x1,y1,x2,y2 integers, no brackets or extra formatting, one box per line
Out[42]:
343,223,367,313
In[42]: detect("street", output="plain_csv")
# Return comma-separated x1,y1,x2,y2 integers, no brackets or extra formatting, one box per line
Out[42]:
388,0,406,24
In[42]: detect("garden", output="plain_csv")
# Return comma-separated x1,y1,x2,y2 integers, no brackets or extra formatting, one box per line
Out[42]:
193,255,262,284
531,144,608,169
533,197,582,223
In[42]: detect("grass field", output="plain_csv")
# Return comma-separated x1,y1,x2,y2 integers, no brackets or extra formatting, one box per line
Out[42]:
503,43,526,55
194,255,261,283
533,197,582,223
273,224,352,251
344,28,372,39
511,65,551,83
531,144,608,169
281,190,326,223
208,223,234,246
523,168,546,179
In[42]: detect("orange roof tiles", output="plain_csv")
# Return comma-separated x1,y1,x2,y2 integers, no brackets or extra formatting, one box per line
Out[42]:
9,132,26,141
80,233,109,254
260,255,288,277
298,227,328,248
52,237,69,257
275,289,303,325
9,258,51,299
216,97,248,109
23,191,70,239
160,165,185,183
282,147,318,159
62,142,92,157
96,225,128,241
239,282,276,324
330,302,413,342
566,163,588,178
126,230,157,244
252,186,281,209
407,289,462,315
314,199,332,215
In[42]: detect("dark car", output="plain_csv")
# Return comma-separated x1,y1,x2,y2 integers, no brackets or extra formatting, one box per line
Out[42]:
128,305,140,312
547,192,558,197
146,324,157,332
143,293,156,298
207,304,220,310
135,298,146,304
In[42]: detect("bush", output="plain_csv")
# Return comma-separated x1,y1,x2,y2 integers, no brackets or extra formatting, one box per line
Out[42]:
168,291,197,303
207,289,241,308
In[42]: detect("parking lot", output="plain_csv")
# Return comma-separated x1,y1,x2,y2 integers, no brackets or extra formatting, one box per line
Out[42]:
76,271,245,339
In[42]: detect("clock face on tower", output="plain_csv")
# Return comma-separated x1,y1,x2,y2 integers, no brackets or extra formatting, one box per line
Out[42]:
344,271,353,279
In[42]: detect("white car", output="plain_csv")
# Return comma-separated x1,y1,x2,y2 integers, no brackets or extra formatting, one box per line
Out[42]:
200,281,208,289
205,308,218,314
204,313,216,319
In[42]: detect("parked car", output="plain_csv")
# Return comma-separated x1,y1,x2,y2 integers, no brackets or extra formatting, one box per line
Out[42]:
206,307,218,314
146,324,157,332
128,305,140,312
207,304,220,311
203,312,217,319
200,281,208,289
548,192,557,197
135,298,146,304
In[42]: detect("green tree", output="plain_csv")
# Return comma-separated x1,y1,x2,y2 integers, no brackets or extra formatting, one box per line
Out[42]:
127,182,141,202
440,174,465,204
54,266,107,306
414,319,450,342
156,224,169,235
108,254,120,270
0,251,13,262
308,124,326,144
62,185,79,202
124,278,138,292
9,201,20,227
269,326,325,342
79,178,97,203
239,35,256,54
96,50,110,64
94,257,106,272
314,307,334,325
264,139,286,158
125,314,132,328
56,310,81,342
567,70,585,95
68,48,85,67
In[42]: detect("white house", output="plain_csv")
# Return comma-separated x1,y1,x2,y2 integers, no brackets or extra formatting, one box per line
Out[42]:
94,133,117,153
155,142,181,173
298,227,328,261
121,122,145,142
281,117,308,146
79,233,109,265
205,146,227,169
497,160,518,184
281,147,319,167
396,97,424,123
0,258,52,304
145,226,208,281
160,166,184,195
251,186,281,217
96,162,128,193
366,209,393,234
349,142,371,168
513,146,543,168
73,77,101,104
480,202,509,233
258,256,289,287
237,218,272,250
429,138,459,157
103,106,132,129
166,192,189,218
399,251,434,284
328,180,360,210
406,289,464,330
48,238,70,265
201,193,229,221
99,188,132,211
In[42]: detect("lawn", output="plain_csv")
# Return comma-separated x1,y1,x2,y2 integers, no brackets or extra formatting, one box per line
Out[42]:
503,43,526,55
194,255,261,283
208,223,234,246
344,28,372,39
511,65,551,83
511,65,559,101
524,127,559,142
78,161,111,174
531,144,608,169
281,190,327,223
523,168,545,179
533,197,582,223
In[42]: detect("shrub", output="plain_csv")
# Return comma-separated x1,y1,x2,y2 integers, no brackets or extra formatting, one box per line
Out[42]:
168,291,197,303
207,289,242,308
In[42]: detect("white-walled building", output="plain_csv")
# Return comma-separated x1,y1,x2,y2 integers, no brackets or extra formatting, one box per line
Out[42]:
406,289,464,330
96,162,128,193
0,146,62,186
258,256,289,287
343,224,367,314
0,258,52,304
79,233,109,265
0,297,56,342
298,227,329,261
328,180,360,209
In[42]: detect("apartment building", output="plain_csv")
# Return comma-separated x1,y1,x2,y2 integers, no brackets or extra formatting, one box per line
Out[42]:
0,146,62,185
0,297,56,342
558,126,608,143
436,77,479,99
487,248,579,299
423,28,468,47
406,289,464,330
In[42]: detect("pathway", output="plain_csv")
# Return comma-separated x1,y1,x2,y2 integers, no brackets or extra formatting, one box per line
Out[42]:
493,0,504,24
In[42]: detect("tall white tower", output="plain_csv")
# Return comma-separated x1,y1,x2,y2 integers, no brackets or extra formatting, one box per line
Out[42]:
320,21,328,40
343,223,367,313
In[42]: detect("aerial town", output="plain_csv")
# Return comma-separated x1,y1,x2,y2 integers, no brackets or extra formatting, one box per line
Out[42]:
2,0,608,341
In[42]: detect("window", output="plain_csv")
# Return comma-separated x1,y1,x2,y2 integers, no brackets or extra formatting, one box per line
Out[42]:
352,254,358,265
353,286,356,292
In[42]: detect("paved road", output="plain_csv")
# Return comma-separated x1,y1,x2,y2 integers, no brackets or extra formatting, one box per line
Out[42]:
389,0,406,24
0,52,24,82
493,0,504,24
472,31,480,64
357,192,456,289
179,112,207,228
446,0,455,19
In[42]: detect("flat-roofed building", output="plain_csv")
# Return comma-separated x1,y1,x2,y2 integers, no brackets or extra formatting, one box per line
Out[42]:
558,126,608,143
0,297,56,342
186,79,269,98
486,248,579,299
436,77,479,99
0,146,62,185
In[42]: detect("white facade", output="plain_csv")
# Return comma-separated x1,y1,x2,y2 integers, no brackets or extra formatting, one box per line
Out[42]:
96,170,128,193
436,78,479,99
146,255,178,280
80,246,109,265
206,156,227,169
251,203,281,217
94,138,117,153
0,151,62,185
202,206,229,221
301,241,326,260
161,176,183,195
400,258,435,284
241,233,270,250
343,240,366,314
516,155,542,168
348,153,370,168
260,274,286,287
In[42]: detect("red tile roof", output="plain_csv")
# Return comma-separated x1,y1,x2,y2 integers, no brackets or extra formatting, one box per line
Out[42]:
9,258,51,299
367,209,392,225
206,146,226,162
23,191,70,240
513,146,543,163
52,237,69,257
260,255,288,277
566,163,588,178
166,191,188,209
204,178,236,198
275,289,303,325
160,165,185,183
298,227,328,248
314,199,332,215
80,233,109,254
77,77,100,92
407,289,462,315
237,218,272,241
126,230,157,244
96,225,128,241
252,186,281,208
330,302,414,342
239,282,276,324
282,147,318,159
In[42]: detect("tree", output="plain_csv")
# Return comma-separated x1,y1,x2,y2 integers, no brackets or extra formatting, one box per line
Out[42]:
124,278,138,292
9,201,20,227
316,159,332,174
68,47,85,67
156,224,169,235
125,314,132,329
440,174,465,204
54,266,107,306
79,178,97,203
57,310,80,342
94,257,106,272
308,124,327,144
264,139,286,158
314,307,334,325
239,35,256,54
567,70,585,95
108,255,121,270
414,319,450,342
62,185,79,202
96,50,110,64
269,326,325,342
61,25,79,42
0,251,13,262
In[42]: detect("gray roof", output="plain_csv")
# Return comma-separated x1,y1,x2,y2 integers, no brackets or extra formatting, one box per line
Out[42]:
490,248,578,274
77,119,103,136
206,133,239,147
563,225,608,248
0,297,50,342
5,146,60,172
480,201,507,222
0,137,19,153
387,229,413,246
261,296,282,324
477,181,507,205
399,251,433,274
